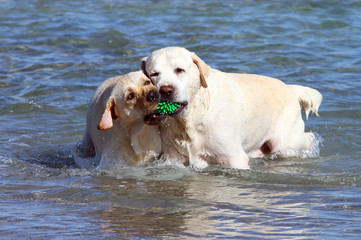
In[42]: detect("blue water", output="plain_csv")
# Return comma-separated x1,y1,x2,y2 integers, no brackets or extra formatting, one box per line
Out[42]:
1,1,361,239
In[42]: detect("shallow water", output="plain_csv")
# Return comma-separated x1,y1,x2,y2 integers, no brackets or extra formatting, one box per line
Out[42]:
1,0,361,239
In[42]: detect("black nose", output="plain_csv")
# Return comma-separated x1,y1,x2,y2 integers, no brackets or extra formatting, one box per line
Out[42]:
159,86,174,99
146,89,159,103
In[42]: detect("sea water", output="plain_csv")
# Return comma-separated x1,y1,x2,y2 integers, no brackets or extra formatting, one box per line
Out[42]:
1,1,361,239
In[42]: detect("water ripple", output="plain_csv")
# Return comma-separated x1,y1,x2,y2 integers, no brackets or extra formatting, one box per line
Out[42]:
1,0,361,238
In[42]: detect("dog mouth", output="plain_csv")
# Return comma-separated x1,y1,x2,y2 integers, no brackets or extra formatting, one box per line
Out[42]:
156,100,188,116
144,101,188,125
144,113,167,125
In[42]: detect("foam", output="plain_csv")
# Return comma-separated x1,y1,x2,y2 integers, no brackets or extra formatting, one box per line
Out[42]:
269,132,323,160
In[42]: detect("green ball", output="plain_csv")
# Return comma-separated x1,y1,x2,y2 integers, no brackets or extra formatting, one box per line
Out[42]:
155,101,180,115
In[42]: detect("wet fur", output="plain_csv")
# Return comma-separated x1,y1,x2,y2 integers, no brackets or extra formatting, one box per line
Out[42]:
142,47,322,169
75,71,161,170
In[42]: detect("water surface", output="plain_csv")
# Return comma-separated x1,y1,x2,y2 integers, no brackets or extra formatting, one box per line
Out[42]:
1,0,361,239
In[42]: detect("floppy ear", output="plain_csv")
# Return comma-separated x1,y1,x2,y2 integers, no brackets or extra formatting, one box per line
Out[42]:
192,53,210,88
141,57,149,78
97,97,117,130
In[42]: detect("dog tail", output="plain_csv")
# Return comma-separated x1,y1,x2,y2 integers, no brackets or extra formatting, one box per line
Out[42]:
289,85,322,119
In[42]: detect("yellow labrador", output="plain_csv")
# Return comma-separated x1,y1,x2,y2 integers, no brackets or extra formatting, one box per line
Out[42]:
142,47,322,169
75,71,161,170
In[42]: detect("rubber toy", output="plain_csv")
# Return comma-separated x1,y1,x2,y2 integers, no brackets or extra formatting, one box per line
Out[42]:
155,101,180,115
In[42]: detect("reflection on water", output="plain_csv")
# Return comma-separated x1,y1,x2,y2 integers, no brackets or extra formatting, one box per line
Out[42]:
1,153,361,239
75,167,359,239
93,177,190,237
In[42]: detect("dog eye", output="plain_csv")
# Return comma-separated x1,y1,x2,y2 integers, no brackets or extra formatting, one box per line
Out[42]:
127,92,135,100
144,80,151,86
150,72,159,77
175,68,185,74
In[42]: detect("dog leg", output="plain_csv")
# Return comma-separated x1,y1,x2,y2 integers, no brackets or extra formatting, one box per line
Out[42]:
227,150,250,169
186,141,209,169
294,132,316,154
273,117,316,157
190,156,209,169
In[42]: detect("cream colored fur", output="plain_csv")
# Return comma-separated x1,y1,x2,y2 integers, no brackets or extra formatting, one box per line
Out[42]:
75,71,161,170
142,47,322,169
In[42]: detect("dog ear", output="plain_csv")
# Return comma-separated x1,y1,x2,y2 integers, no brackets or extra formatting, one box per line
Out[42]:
141,57,149,78
97,97,117,130
192,53,210,88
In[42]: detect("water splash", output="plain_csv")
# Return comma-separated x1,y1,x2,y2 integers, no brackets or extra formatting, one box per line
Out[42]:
269,132,323,160
304,132,324,158
71,141,98,170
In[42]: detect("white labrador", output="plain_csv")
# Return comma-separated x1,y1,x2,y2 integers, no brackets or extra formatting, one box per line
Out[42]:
142,47,322,169
74,71,161,170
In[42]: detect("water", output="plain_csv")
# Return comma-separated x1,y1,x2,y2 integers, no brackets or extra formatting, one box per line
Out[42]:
1,0,361,239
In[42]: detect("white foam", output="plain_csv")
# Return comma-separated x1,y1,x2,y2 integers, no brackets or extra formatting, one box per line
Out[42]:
270,132,323,160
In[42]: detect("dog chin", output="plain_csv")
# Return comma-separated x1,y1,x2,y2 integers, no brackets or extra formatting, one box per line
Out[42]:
144,113,167,125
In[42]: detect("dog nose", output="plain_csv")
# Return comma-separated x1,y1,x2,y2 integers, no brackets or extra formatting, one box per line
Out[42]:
146,89,159,103
159,86,174,98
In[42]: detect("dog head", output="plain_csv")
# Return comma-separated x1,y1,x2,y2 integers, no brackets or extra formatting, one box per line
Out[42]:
96,71,159,130
141,47,210,120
